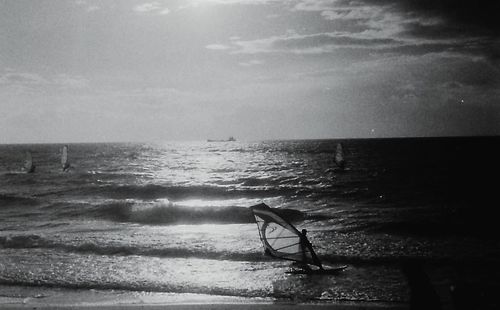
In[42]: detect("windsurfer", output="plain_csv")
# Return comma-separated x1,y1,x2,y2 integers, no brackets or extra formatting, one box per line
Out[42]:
61,145,70,172
24,151,35,173
334,143,346,170
62,162,70,172
26,164,35,173
300,229,323,270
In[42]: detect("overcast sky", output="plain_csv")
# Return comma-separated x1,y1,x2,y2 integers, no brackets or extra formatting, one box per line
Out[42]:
1,0,499,143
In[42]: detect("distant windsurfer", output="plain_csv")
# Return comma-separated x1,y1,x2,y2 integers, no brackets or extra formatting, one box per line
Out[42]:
62,162,70,172
24,151,35,173
300,229,323,270
334,143,346,171
61,145,70,172
26,163,35,173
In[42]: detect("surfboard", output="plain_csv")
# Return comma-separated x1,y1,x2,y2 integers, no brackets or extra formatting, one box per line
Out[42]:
285,265,348,275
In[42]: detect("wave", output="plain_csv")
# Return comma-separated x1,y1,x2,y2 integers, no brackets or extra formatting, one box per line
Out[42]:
73,184,304,200
0,234,477,266
92,200,307,225
0,278,265,298
0,234,261,261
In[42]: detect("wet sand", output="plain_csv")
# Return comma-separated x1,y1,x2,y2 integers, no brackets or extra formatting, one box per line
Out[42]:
0,285,407,309
0,302,408,310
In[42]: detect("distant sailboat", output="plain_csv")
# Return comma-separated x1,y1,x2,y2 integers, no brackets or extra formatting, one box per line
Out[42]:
61,145,70,171
334,143,346,170
250,203,346,274
24,151,35,173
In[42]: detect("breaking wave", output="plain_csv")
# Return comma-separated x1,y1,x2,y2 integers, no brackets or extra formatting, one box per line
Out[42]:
0,234,262,261
75,184,305,200
0,234,452,265
92,200,307,225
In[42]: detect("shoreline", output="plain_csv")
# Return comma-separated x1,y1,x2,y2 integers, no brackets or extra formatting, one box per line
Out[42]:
0,302,408,310
0,285,407,310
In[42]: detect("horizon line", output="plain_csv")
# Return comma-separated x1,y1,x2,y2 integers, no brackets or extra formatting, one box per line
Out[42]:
1,134,498,145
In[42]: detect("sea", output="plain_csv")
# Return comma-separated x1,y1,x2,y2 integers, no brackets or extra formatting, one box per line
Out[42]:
1,137,499,308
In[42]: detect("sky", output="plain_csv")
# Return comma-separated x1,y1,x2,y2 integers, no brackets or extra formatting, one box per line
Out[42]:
1,0,499,143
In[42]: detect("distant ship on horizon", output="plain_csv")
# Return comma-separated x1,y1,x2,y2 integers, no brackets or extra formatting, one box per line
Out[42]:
207,136,236,142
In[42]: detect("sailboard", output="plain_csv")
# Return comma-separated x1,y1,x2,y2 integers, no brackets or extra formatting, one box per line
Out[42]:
250,203,324,270
24,151,35,173
285,265,348,275
61,145,70,171
334,143,346,169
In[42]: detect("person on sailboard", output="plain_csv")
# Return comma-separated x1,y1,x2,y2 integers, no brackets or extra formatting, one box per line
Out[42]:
300,229,323,270
62,162,70,172
61,145,70,172
26,163,36,173
24,151,35,173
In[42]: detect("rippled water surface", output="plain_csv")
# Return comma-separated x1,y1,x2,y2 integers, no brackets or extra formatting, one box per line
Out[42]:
1,138,499,306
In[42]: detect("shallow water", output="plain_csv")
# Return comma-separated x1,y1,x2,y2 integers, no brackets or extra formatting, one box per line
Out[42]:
1,138,499,306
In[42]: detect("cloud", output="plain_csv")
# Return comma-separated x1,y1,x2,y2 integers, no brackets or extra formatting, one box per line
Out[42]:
74,0,100,12
194,0,495,61
0,72,46,85
239,60,264,66
200,0,496,61
293,0,500,29
292,0,336,12
271,32,398,50
293,1,497,46
0,71,89,90
177,0,289,11
390,0,500,33
122,87,196,101
159,8,170,15
133,2,170,15
205,44,233,50
209,31,457,55
86,5,100,12
52,74,89,89
185,0,282,5
203,0,491,56
134,2,161,12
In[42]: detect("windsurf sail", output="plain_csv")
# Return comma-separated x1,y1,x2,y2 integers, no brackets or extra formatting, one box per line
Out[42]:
24,151,35,173
61,145,70,171
250,203,321,268
334,143,345,168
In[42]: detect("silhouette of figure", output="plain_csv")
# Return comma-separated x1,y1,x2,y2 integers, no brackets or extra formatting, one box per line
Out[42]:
299,229,323,270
